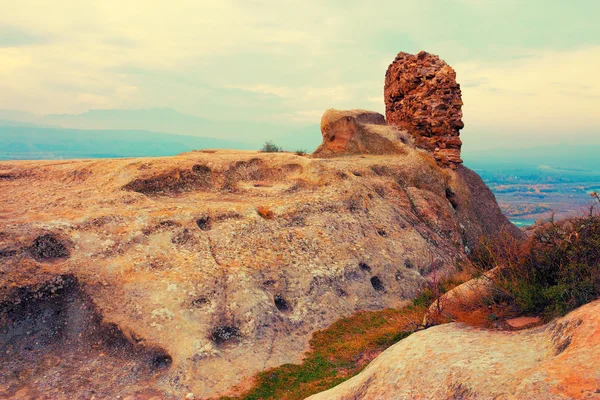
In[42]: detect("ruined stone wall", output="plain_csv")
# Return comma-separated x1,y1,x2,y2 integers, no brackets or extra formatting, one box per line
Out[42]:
384,51,464,168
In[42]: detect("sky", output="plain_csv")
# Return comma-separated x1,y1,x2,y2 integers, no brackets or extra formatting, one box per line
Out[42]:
1,0,599,150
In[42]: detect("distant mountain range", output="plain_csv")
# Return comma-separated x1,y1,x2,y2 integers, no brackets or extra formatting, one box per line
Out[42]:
0,108,597,175
0,125,253,160
0,108,321,158
462,144,600,177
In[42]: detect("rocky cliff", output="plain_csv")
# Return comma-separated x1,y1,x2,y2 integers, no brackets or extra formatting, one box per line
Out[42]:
307,299,600,400
0,144,516,398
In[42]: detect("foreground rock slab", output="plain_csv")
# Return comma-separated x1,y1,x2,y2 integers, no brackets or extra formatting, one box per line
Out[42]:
307,300,600,400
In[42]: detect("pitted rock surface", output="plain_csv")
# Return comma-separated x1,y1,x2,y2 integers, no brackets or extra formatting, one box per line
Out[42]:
0,148,519,398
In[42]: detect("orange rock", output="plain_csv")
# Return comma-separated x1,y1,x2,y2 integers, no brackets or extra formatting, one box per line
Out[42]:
312,109,412,158
256,206,274,219
385,51,464,168
309,300,600,400
506,316,541,329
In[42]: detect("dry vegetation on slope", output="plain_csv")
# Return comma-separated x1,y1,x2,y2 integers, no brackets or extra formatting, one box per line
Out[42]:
307,201,600,400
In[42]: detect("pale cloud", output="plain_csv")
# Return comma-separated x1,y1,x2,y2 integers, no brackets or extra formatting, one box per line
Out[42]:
0,25,48,47
0,0,598,148
457,46,600,148
289,110,324,124
367,96,383,105
224,84,289,98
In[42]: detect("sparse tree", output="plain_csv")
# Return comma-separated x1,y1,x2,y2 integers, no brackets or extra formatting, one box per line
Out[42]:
261,140,282,153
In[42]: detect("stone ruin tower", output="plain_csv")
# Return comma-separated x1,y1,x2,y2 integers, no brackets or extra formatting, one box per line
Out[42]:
384,51,464,168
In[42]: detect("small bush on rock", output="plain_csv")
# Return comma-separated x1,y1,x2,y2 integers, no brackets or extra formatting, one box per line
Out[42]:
472,198,600,320
261,141,283,153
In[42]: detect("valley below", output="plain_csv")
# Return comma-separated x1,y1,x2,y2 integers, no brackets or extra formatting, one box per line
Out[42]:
477,168,600,227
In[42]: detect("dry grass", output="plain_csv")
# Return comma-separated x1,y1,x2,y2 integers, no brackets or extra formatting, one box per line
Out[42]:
466,199,600,322
222,305,426,400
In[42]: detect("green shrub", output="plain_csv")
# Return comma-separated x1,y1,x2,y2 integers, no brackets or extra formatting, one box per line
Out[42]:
261,140,283,153
223,306,425,400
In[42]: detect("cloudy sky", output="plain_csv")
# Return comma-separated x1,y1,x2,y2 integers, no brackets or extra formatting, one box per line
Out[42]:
1,0,598,149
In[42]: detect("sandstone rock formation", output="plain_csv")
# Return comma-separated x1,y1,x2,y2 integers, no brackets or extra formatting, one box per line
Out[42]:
312,109,412,158
308,300,600,400
0,146,519,398
385,51,464,168
424,267,500,325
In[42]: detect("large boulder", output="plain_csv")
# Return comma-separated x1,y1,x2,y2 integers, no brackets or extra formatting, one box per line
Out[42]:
308,300,600,400
312,109,412,158
385,51,464,168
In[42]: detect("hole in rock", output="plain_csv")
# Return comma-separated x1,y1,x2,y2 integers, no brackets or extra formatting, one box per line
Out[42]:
191,296,209,307
370,276,385,292
150,353,173,369
210,325,240,346
123,167,211,195
395,270,403,281
196,215,212,231
0,248,18,258
274,295,291,312
377,229,388,237
359,262,371,272
171,228,194,245
192,164,211,175
0,275,171,398
329,135,336,142
445,188,458,209
29,233,69,260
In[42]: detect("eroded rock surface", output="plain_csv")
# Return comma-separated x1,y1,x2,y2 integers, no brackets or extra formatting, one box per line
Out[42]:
308,300,600,400
0,149,517,398
312,109,412,158
385,51,464,168
0,275,171,399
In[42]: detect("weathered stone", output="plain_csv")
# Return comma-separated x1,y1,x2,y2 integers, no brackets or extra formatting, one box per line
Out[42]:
385,51,464,168
506,316,542,329
0,147,519,398
424,267,500,325
312,109,412,158
308,300,600,400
